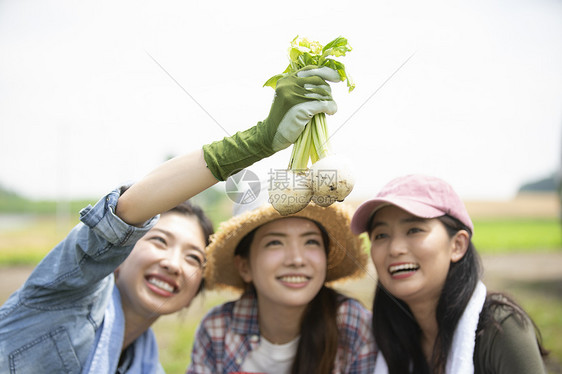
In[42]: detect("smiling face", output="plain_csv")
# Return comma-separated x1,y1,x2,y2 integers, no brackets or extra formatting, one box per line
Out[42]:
236,217,327,315
115,212,206,322
369,205,468,309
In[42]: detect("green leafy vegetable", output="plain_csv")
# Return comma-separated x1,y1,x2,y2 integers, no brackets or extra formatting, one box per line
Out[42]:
264,36,355,95
265,36,356,215
264,35,354,171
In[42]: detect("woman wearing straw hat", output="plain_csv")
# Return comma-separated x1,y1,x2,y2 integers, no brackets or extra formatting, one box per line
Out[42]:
187,191,377,374
350,174,548,374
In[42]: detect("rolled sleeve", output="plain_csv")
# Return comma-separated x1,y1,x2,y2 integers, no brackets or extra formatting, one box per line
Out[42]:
80,188,158,248
17,188,159,300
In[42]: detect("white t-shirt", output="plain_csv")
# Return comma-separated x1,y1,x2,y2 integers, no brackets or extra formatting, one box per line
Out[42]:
240,336,300,374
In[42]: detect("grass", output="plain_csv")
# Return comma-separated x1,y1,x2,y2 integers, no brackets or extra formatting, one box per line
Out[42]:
153,316,199,373
473,219,561,254
0,188,232,265
0,194,96,215
525,296,562,371
2,217,558,265
152,291,239,372
0,215,79,265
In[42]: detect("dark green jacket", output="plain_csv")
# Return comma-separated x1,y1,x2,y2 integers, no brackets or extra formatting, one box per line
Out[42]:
474,300,547,374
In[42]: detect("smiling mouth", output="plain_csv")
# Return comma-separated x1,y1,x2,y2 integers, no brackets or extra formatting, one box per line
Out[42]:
277,275,310,284
147,276,177,293
388,263,420,276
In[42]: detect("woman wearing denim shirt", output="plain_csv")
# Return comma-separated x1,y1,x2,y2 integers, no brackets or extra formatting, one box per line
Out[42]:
0,66,340,373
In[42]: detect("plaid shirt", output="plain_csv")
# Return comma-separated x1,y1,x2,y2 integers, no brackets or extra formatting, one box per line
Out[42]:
187,290,377,374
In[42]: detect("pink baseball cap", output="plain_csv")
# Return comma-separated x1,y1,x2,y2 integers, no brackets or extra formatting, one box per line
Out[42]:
351,174,473,234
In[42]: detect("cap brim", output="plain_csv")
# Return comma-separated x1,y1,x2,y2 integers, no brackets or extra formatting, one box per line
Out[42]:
351,197,446,234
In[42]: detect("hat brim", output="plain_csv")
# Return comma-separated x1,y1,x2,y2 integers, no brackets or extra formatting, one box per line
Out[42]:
205,202,368,291
351,197,446,234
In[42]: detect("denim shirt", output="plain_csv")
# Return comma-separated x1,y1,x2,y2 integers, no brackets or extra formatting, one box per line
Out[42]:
0,189,158,373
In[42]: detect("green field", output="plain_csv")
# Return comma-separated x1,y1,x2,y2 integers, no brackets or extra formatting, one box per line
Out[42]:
1,216,559,265
473,219,561,253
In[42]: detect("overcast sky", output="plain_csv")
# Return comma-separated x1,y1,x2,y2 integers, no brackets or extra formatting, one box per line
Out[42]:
1,0,561,202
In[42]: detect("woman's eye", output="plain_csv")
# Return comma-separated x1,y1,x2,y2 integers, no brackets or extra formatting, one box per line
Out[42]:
305,238,321,246
373,232,388,240
185,254,204,267
151,236,167,246
407,227,422,235
265,239,282,247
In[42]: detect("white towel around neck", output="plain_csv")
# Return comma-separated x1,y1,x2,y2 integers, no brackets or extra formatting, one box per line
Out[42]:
374,281,487,374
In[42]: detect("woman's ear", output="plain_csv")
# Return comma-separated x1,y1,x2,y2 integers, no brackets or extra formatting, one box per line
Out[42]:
450,230,470,263
234,255,252,283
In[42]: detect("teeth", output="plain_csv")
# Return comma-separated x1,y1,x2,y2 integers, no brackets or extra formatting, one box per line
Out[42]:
148,277,175,293
389,264,419,274
279,276,308,283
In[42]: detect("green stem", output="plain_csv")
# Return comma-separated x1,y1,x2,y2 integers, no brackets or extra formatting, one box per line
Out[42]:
289,120,313,170
311,113,330,160
289,113,331,170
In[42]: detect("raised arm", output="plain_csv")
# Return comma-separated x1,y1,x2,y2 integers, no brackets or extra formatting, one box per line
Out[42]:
116,149,216,226
116,67,339,226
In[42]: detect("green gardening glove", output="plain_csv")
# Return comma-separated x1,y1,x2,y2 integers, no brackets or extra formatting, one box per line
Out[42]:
203,66,341,181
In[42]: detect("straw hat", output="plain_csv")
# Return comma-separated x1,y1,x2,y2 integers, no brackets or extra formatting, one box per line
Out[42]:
204,201,368,291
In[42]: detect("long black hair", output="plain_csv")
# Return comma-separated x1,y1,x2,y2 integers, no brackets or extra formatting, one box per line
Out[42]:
372,214,548,373
372,214,480,373
234,219,341,374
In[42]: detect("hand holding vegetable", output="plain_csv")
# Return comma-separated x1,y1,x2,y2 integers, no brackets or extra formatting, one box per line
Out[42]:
266,36,356,215
266,66,341,151
202,68,338,181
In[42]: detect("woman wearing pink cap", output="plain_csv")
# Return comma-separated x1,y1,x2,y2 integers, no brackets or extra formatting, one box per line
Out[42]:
351,174,548,374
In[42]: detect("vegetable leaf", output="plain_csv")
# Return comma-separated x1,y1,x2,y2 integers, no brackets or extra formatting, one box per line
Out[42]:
265,36,354,170
264,35,355,93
